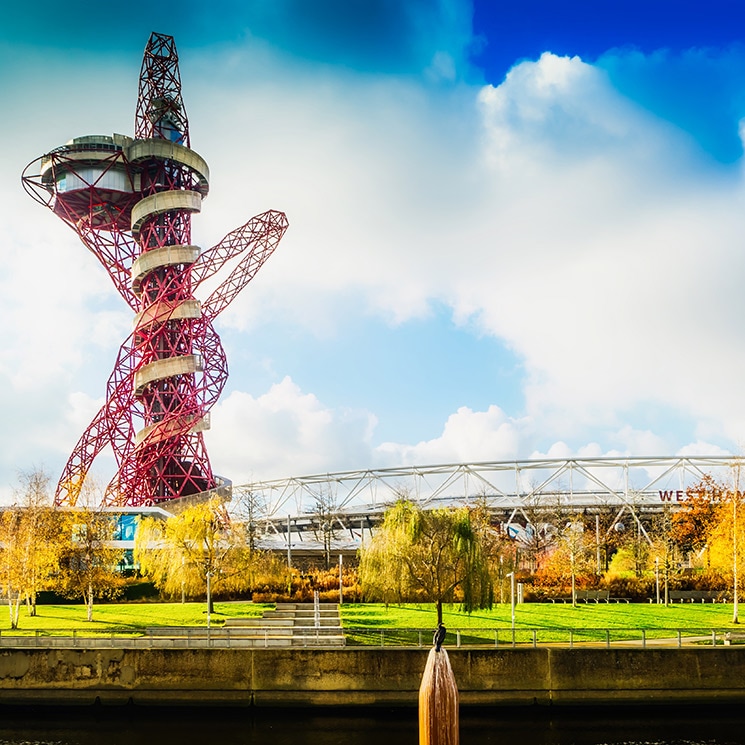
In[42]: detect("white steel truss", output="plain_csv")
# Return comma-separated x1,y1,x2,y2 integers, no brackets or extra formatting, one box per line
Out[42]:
232,455,741,527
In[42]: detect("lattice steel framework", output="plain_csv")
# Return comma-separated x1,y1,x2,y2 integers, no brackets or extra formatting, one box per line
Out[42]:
234,455,741,526
22,33,288,506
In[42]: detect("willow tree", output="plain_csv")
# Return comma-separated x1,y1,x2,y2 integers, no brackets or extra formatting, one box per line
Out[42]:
359,500,494,624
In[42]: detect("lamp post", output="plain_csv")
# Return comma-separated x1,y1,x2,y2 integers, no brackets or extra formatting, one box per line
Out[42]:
655,557,660,605
734,461,741,624
499,556,504,605
506,571,516,631
287,514,292,568
206,570,212,630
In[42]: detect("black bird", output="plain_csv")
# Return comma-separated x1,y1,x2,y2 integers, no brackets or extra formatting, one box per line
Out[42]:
433,622,446,651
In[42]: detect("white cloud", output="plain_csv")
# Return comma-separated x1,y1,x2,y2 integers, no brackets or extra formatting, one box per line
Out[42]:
376,405,530,465
611,426,668,456
206,378,732,490
193,48,745,455
468,55,745,442
206,377,377,483
676,441,731,458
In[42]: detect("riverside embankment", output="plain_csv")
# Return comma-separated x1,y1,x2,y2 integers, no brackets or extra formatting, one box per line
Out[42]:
2,646,745,707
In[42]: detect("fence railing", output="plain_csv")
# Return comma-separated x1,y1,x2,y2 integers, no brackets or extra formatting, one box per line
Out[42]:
0,627,741,649
0,625,344,649
343,627,745,648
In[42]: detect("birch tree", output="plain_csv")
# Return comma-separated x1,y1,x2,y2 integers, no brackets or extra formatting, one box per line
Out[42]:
0,509,29,629
0,469,63,627
14,469,61,616
56,484,124,622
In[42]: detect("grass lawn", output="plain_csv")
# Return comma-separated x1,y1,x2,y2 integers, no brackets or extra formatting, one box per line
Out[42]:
2,601,742,645
340,602,745,646
340,602,742,629
0,601,268,634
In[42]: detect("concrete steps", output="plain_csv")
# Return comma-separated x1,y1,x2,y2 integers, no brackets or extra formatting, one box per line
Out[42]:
222,602,345,646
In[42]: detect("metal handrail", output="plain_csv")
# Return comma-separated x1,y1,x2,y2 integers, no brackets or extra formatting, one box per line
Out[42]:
0,626,739,649
342,626,741,649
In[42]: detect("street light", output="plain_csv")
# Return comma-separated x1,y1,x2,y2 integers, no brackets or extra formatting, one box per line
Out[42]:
206,571,212,630
655,557,660,605
499,556,504,605
733,461,741,624
287,514,292,568
506,572,516,632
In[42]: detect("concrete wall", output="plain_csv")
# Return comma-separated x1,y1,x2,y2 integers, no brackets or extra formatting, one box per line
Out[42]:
1,647,745,707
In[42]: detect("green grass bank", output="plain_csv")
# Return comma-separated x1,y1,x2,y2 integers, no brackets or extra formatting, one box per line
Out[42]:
1,601,743,641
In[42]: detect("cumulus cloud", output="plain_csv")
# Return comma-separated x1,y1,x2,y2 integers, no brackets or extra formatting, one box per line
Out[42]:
468,53,745,442
376,405,530,465
195,47,745,455
206,377,377,483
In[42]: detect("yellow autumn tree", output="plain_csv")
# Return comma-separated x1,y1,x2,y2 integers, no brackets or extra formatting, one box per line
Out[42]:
698,462,745,621
0,469,65,628
706,498,745,584
0,509,33,629
55,481,125,622
537,517,595,605
15,469,65,616
135,497,277,621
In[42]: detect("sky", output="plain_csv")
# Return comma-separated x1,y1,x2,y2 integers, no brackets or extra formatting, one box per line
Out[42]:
2,0,745,499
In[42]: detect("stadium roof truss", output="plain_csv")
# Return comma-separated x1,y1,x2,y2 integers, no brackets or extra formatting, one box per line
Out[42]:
233,455,742,531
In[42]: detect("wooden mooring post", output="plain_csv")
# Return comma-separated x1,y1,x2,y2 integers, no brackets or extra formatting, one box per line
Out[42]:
418,633,458,745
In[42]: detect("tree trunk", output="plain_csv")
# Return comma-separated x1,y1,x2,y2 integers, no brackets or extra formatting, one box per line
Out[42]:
436,599,443,626
206,572,213,628
571,567,576,607
87,584,93,622
10,592,21,630
8,591,17,630
28,566,37,616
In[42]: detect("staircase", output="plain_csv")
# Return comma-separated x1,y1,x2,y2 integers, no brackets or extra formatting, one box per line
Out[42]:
222,602,345,647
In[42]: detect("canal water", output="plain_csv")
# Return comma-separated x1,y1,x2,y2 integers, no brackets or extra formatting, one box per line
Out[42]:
0,707,742,745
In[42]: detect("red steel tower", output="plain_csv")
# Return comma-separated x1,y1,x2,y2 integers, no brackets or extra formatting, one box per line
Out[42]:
22,33,288,507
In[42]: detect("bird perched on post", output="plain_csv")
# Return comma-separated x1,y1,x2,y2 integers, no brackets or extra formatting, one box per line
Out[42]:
433,622,446,651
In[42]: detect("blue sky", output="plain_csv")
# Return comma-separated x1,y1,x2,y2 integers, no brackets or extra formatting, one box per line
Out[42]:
2,0,745,497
